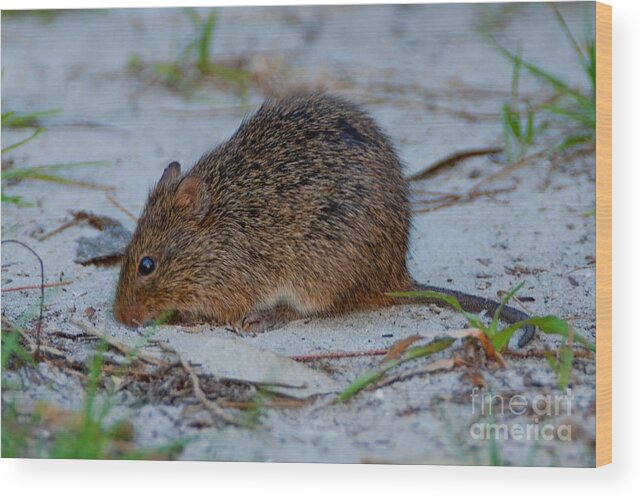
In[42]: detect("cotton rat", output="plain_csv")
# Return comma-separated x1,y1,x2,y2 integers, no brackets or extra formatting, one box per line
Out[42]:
114,93,534,346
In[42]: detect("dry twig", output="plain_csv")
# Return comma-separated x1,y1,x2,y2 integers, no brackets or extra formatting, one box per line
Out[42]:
155,342,243,426
1,317,65,358
471,148,550,190
1,240,45,359
2,280,72,293
447,328,507,368
106,193,138,223
179,356,242,425
38,210,124,241
503,348,594,361
408,147,502,182
69,318,167,367
289,348,388,362
413,184,516,214
374,357,465,389
38,219,80,241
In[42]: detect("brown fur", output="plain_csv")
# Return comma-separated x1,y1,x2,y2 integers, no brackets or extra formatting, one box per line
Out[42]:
113,93,534,346
114,93,412,326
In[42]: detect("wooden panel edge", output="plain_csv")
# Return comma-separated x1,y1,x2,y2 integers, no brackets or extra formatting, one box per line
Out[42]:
595,1,612,468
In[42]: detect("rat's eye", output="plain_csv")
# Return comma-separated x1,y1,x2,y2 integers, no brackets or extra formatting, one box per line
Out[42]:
138,256,156,276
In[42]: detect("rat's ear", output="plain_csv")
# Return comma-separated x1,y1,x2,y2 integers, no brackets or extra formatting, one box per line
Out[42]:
160,161,181,186
176,175,210,223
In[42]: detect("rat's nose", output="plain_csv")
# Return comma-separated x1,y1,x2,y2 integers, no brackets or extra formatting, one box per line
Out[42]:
113,301,143,327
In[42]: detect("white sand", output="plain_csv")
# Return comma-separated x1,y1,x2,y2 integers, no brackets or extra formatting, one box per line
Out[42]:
1,4,596,465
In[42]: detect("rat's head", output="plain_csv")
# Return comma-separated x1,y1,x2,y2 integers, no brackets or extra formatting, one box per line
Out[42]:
113,161,213,327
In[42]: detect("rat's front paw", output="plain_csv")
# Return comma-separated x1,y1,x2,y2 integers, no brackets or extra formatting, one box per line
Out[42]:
233,306,298,333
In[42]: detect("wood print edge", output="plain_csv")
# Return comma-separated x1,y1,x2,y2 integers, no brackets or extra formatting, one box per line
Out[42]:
595,0,612,468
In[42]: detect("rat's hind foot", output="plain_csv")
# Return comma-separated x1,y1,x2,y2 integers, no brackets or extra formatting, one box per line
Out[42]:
233,306,299,333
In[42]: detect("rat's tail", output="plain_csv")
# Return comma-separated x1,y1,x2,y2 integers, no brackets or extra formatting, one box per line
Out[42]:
394,281,535,348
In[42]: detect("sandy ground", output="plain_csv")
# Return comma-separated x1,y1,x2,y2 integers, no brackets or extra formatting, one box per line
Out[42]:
1,3,596,465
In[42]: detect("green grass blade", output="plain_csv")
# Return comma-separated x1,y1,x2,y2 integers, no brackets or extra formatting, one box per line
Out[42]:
2,109,60,128
492,315,595,352
549,4,586,66
557,346,573,389
487,413,503,465
489,282,524,337
1,161,106,181
546,105,595,128
544,347,574,390
510,44,522,99
526,107,535,143
488,35,593,109
585,38,596,94
544,351,557,371
335,336,455,403
1,193,24,204
402,337,456,361
507,106,522,139
197,12,217,72
17,173,86,184
184,7,201,27
1,329,36,369
558,134,594,151
501,105,515,162
1,127,44,154
335,366,392,403
520,58,593,108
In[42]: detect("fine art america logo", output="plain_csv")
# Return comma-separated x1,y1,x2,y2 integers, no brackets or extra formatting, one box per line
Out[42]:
469,388,574,442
